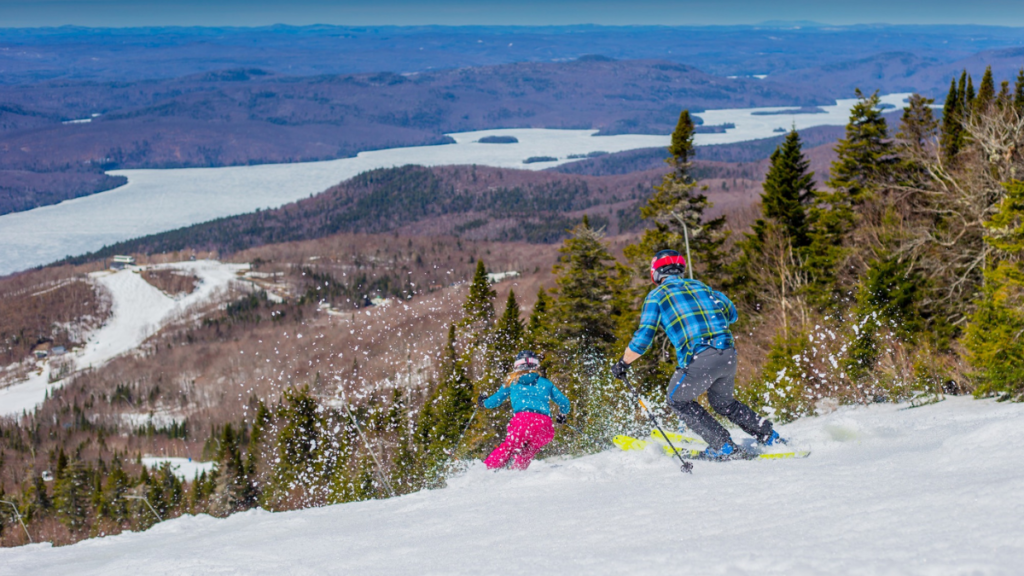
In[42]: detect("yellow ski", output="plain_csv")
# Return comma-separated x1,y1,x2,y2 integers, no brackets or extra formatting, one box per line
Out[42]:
650,429,705,446
615,434,810,460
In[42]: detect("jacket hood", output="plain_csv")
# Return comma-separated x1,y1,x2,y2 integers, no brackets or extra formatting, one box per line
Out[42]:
515,372,541,386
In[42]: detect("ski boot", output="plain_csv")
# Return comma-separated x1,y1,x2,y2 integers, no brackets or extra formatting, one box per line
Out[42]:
699,442,738,460
763,430,787,446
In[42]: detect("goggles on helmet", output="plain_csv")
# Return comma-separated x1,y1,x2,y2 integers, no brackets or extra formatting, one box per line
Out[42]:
650,252,687,284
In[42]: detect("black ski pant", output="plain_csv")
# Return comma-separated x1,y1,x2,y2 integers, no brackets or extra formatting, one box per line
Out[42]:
666,347,773,450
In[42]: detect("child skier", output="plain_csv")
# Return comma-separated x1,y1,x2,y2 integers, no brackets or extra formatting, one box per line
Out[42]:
612,249,784,459
478,350,571,470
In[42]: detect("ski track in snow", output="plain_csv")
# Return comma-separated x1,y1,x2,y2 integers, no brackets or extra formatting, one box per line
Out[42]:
0,260,248,417
3,397,1021,576
0,94,910,276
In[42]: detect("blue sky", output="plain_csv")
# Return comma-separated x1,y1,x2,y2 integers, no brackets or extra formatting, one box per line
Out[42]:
2,0,1024,28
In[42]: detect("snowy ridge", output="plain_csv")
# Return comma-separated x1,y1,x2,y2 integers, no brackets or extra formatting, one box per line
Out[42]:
0,260,248,417
3,397,1021,575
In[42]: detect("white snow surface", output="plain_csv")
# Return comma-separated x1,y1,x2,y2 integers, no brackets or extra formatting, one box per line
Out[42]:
3,396,1021,575
0,95,910,276
141,457,217,481
0,260,247,417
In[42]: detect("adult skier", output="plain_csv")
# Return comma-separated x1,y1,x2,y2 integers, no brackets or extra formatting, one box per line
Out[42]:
478,350,571,470
612,249,783,459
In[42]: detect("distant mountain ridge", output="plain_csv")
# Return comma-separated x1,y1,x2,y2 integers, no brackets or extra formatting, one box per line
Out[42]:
2,24,1021,84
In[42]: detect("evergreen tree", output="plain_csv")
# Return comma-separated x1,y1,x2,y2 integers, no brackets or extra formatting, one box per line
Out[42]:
492,289,525,374
548,217,617,360
997,81,1011,110
731,129,815,316
212,424,254,514
974,66,996,115
941,78,963,160
267,385,333,507
826,90,894,205
806,90,893,310
52,460,90,531
389,390,423,494
840,93,944,372
898,94,939,153
896,94,939,187
250,399,271,446
964,180,1024,398
1014,69,1024,116
545,218,618,431
463,260,496,326
414,325,474,478
964,73,976,106
149,463,183,519
526,288,550,350
102,456,131,523
668,110,696,174
630,109,730,286
847,256,925,380
755,129,814,248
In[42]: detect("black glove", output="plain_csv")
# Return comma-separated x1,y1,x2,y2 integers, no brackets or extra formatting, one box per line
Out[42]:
555,413,567,425
612,359,631,381
477,392,488,408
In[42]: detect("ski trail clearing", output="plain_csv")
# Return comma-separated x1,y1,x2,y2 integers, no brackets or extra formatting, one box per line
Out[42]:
3,397,1021,575
0,260,247,417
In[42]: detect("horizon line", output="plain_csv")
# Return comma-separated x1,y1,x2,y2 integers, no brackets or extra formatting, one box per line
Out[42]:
4,21,1024,31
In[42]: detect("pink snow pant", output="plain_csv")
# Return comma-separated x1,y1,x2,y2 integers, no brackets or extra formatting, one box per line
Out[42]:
484,412,555,470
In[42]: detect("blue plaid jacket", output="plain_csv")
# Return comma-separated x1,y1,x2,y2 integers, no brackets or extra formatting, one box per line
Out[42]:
627,276,738,369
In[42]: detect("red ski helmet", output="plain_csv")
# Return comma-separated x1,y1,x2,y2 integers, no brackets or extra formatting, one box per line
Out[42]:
513,350,540,370
650,249,686,284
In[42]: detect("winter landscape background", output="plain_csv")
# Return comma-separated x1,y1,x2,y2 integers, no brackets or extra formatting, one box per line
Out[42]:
2,8,1024,575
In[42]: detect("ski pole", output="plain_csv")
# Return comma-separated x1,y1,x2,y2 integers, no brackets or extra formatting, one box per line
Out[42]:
621,376,693,474
673,213,695,280
340,389,396,498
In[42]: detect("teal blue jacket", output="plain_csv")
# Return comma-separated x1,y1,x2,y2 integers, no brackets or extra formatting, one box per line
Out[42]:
483,373,571,417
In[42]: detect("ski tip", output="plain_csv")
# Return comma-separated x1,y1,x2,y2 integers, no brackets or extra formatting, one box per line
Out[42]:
756,450,811,460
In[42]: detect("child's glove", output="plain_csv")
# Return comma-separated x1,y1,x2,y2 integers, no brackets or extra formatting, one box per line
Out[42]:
612,359,630,381
555,414,567,425
477,392,488,408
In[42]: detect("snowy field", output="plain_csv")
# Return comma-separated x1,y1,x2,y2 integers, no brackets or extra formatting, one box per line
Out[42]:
3,396,1021,576
141,457,216,481
0,94,910,275
0,260,247,417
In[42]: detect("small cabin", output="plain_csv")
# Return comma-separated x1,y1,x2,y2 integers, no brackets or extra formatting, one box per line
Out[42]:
111,255,136,270
32,342,52,359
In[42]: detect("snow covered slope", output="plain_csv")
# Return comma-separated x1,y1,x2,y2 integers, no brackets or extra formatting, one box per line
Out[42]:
3,397,1021,575
0,261,247,417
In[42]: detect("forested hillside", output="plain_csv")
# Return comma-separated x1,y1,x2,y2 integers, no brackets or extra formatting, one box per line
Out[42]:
57,161,768,265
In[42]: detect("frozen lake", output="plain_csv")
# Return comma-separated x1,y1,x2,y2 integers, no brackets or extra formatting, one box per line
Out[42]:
0,94,910,276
